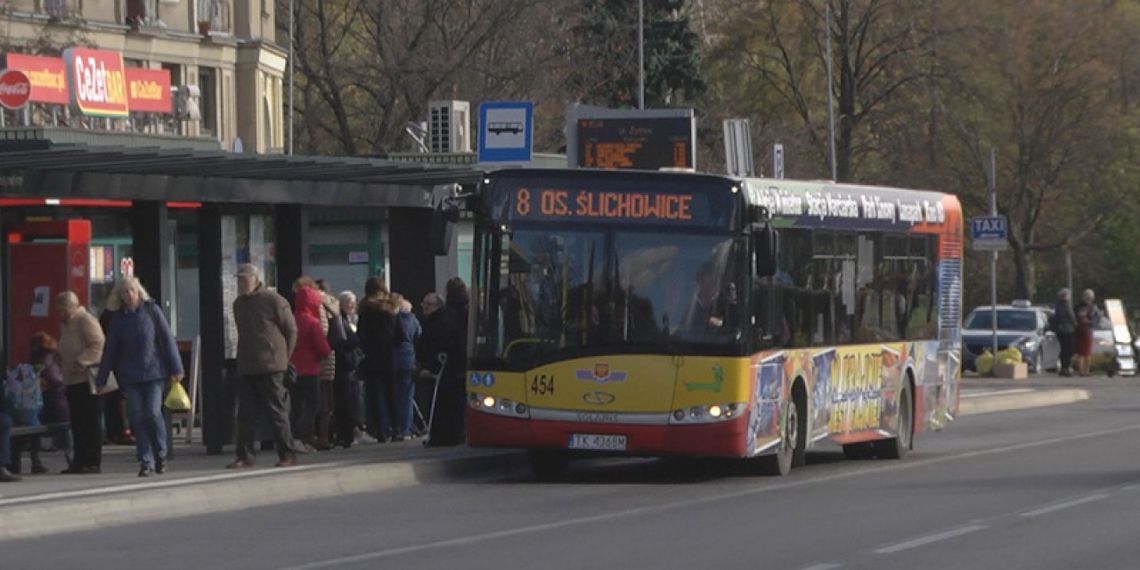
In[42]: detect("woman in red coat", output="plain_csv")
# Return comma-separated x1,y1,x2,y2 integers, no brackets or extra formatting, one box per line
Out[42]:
1073,288,1102,377
290,287,331,450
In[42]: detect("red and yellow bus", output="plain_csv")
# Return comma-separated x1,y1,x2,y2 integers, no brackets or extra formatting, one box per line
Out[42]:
465,168,963,477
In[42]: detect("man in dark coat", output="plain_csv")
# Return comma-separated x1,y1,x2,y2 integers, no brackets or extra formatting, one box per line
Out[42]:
356,276,398,441
419,292,466,446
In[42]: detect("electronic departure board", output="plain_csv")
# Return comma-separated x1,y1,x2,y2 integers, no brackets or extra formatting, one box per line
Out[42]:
485,171,738,230
575,117,695,170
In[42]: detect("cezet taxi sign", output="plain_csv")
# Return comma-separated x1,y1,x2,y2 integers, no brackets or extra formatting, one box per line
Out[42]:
64,48,128,117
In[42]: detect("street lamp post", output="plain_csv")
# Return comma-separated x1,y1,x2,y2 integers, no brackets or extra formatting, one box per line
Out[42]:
638,0,645,110
288,0,295,155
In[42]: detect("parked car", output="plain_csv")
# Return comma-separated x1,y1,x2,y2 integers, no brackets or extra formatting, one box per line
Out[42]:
961,300,1060,373
1092,313,1115,358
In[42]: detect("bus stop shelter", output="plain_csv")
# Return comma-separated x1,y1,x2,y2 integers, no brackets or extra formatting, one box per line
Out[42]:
0,127,482,452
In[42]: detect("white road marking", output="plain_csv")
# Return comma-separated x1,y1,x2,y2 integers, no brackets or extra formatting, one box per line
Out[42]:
1020,494,1109,518
874,524,988,554
960,388,1034,399
279,422,1140,570
799,564,841,570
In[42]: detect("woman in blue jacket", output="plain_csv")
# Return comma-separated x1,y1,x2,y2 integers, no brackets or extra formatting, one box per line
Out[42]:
94,277,183,477
392,296,422,441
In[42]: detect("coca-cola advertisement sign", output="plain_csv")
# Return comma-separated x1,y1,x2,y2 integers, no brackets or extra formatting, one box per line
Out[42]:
0,69,31,110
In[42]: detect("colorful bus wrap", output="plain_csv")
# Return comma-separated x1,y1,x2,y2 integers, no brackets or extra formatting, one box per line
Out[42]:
466,169,963,476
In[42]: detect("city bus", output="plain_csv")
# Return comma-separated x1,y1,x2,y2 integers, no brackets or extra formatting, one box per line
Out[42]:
464,168,963,477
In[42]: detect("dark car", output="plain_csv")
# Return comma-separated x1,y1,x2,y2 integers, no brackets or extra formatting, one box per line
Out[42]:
961,300,1060,373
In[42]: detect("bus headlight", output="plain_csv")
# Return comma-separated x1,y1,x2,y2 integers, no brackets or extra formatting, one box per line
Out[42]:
469,392,530,418
670,403,746,424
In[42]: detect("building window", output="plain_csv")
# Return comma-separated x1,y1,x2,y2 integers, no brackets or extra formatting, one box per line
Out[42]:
42,0,75,20
262,97,273,151
198,67,217,135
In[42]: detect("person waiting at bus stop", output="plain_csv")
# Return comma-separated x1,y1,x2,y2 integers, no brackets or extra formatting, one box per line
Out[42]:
93,277,183,477
357,276,397,442
227,264,299,469
0,384,20,482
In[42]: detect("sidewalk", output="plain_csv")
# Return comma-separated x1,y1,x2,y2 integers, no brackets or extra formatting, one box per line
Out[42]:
957,369,1098,414
959,370,1094,415
0,377,1097,541
0,436,524,541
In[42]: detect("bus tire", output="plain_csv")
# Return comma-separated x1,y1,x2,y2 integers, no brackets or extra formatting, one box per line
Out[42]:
528,449,569,481
878,380,913,460
759,387,806,476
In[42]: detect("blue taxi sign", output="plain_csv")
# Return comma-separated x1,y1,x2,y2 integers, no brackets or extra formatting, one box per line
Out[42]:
970,215,1008,251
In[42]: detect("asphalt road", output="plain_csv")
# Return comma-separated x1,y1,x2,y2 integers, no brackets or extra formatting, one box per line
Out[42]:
7,378,1140,570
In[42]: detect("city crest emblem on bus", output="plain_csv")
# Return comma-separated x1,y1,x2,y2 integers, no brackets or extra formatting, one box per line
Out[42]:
594,363,609,378
576,363,628,383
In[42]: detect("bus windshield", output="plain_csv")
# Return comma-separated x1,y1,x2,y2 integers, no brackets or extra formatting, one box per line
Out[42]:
474,227,745,368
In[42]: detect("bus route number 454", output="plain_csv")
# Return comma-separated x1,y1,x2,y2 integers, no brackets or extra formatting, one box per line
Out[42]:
531,374,555,396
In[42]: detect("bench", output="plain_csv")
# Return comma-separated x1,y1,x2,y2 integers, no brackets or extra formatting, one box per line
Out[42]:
9,422,70,474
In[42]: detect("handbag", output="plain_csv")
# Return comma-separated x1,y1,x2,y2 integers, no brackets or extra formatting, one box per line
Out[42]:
164,379,191,411
86,367,118,396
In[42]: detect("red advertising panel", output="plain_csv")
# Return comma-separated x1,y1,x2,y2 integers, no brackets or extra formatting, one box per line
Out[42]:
4,54,67,104
64,47,129,117
125,67,172,113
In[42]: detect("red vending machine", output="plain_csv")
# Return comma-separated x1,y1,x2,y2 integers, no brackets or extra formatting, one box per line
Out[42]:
7,220,91,365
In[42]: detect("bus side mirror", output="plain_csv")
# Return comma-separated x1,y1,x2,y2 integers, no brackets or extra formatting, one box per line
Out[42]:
429,201,460,255
754,226,777,277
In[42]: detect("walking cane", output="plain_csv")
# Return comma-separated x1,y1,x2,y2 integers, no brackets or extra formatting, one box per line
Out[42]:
427,353,448,434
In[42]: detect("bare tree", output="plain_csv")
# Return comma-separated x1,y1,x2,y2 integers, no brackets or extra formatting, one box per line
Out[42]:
939,0,1129,300
708,0,934,181
280,0,567,156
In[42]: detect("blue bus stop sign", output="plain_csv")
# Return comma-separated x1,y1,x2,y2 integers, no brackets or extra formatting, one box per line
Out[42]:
478,101,533,164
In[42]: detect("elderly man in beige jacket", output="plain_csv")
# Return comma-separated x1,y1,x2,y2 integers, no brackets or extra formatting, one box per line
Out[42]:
56,290,106,474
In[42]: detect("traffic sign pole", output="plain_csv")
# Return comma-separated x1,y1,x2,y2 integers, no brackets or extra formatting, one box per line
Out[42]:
989,149,998,366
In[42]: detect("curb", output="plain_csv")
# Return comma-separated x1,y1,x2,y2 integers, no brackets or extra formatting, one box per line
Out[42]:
958,388,1090,416
0,450,526,542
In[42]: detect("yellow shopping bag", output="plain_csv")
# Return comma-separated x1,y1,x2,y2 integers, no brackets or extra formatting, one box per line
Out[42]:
164,379,191,411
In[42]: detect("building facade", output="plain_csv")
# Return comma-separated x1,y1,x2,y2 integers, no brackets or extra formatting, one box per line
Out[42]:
0,0,285,153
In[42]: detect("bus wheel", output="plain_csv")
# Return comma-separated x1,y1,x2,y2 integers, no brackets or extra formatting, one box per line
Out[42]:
528,449,569,481
759,393,804,476
878,382,913,460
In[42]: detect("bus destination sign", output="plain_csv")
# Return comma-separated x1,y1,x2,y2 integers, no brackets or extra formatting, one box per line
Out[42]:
575,117,694,170
508,186,716,227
